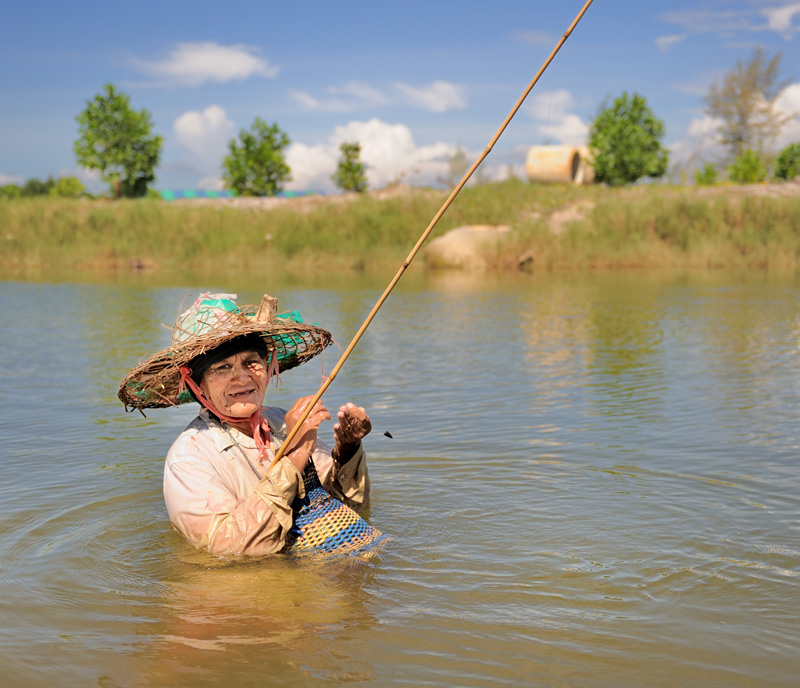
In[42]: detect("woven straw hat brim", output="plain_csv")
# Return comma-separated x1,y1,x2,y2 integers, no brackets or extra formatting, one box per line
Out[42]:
118,320,332,411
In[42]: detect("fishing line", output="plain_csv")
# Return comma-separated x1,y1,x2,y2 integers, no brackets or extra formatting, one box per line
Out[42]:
271,0,596,467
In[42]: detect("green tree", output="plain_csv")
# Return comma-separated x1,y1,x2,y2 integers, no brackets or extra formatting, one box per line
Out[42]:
22,177,55,196
332,141,368,193
727,149,767,184
588,92,669,186
222,118,291,196
705,48,789,161
49,175,85,198
694,163,718,186
73,84,162,199
0,184,23,199
774,142,800,180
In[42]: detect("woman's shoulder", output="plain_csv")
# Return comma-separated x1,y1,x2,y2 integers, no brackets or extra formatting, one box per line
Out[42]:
166,411,226,462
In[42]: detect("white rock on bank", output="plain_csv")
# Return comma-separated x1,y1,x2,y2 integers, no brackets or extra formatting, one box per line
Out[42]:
424,225,512,270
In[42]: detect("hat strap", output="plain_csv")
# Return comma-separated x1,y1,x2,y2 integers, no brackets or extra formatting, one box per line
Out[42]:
178,366,272,465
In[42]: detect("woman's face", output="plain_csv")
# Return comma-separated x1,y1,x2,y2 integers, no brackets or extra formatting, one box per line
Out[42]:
199,350,268,418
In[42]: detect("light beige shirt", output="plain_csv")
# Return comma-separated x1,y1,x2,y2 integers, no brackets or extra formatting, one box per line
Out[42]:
163,407,370,557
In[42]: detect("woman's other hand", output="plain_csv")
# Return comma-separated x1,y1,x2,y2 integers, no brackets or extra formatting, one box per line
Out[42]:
333,403,372,464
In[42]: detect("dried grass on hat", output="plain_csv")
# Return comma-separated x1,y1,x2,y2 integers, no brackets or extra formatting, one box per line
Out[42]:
118,292,332,412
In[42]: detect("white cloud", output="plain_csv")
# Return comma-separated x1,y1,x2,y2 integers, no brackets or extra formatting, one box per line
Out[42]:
285,142,338,191
293,80,464,114
656,33,688,53
762,3,800,39
661,5,800,39
0,173,23,185
669,115,725,164
774,82,800,148
659,9,757,34
526,90,588,146
291,81,388,112
395,81,467,112
332,82,389,106
197,174,225,191
542,114,590,147
285,118,455,193
174,105,235,164
527,90,574,122
134,42,279,87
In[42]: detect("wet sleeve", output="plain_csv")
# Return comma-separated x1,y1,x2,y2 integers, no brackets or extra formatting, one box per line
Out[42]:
163,441,304,557
265,406,371,512
314,439,371,512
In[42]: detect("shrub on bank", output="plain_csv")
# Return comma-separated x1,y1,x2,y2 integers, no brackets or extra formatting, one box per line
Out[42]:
774,143,800,181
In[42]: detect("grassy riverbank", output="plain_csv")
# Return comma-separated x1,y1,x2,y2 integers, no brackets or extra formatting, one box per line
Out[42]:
3,179,800,273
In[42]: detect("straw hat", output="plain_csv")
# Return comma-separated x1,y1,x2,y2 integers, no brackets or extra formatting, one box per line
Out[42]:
119,292,332,411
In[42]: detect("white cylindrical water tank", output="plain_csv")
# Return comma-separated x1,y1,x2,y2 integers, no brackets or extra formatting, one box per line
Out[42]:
525,145,594,185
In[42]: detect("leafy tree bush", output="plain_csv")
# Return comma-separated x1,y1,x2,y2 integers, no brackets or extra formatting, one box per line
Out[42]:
774,142,800,181
74,84,163,199
23,177,55,196
0,184,23,199
694,164,719,186
727,149,767,184
589,92,669,186
222,118,291,196
49,176,85,198
332,141,367,193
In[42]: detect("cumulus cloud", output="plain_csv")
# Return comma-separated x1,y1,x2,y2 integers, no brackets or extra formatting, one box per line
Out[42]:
293,80,465,114
763,3,800,39
174,105,235,163
285,118,455,193
395,81,467,112
656,33,688,53
134,42,279,87
773,82,800,148
661,4,800,40
544,115,590,147
197,174,226,191
669,115,725,165
659,8,757,34
526,90,589,146
172,105,235,189
291,81,388,112
527,89,574,122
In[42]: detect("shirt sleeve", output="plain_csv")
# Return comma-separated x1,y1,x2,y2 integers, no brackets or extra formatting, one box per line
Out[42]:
163,430,304,557
264,405,371,512
314,438,371,512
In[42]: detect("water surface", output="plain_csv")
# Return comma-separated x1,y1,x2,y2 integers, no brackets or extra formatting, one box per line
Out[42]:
0,269,798,687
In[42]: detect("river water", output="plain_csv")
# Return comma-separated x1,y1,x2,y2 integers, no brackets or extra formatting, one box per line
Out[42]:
0,269,798,687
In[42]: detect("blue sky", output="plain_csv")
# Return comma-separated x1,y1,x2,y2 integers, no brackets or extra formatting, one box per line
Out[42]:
2,0,800,193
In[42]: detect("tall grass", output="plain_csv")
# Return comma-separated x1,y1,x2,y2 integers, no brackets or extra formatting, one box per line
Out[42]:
2,181,800,273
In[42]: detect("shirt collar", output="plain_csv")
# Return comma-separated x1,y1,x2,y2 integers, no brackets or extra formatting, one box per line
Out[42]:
198,408,258,451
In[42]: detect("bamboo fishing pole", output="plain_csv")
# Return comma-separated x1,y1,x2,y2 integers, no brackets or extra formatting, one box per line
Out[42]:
271,0,595,466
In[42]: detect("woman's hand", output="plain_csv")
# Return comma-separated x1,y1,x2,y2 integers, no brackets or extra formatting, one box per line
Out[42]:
283,396,331,472
333,403,372,464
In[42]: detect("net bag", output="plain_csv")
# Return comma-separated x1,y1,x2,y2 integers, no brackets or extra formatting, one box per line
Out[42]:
287,460,386,556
